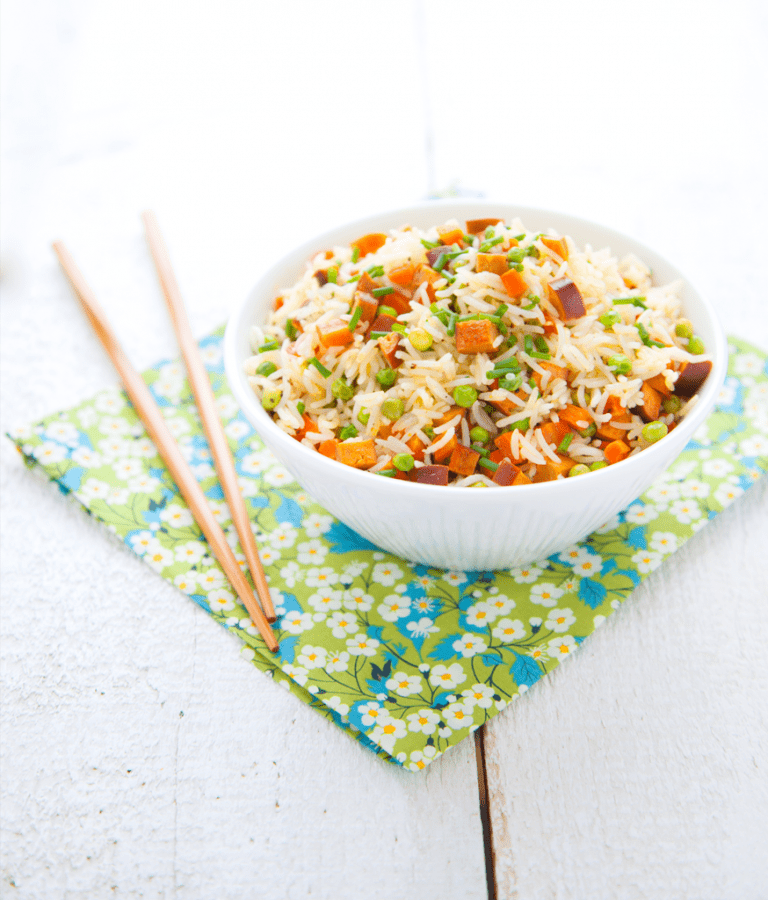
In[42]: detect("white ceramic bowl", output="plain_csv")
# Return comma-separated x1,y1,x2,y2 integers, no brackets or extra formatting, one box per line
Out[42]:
225,201,727,571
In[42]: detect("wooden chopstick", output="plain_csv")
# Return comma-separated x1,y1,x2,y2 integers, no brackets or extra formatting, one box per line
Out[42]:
141,210,277,623
52,241,279,653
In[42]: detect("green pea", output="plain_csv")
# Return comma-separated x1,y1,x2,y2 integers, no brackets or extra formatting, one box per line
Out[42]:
331,378,354,401
608,354,632,376
256,361,277,377
393,453,415,472
376,368,398,388
687,335,705,355
675,320,694,340
599,311,622,330
408,329,434,352
357,409,370,426
380,398,405,421
469,426,490,443
568,464,590,477
508,417,530,432
589,460,608,471
641,420,668,443
452,385,479,408
261,388,281,411
499,374,522,392
661,396,683,415
339,424,358,440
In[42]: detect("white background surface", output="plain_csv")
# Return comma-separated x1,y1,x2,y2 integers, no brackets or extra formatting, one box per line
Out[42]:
2,2,767,898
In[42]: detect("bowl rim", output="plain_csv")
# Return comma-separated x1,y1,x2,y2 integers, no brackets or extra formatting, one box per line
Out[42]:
225,200,728,502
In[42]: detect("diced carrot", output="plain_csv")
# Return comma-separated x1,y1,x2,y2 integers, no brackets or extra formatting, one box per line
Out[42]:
645,371,673,397
406,435,427,462
493,430,523,463
596,418,630,442
532,453,576,482
432,434,458,463
488,448,506,464
486,395,516,416
547,278,586,321
540,235,569,260
436,224,464,246
356,271,378,295
366,313,396,336
448,444,480,477
455,319,499,354
604,439,630,465
411,264,441,303
466,217,503,234
557,404,593,431
351,293,378,326
476,253,508,275
336,438,377,469
500,268,528,299
512,470,532,486
539,420,572,448
377,332,402,368
637,382,661,422
351,233,387,258
492,459,520,486
531,361,569,391
434,406,467,427
413,465,450,485
383,290,412,316
317,318,355,350
378,457,409,480
604,395,626,415
387,262,415,286
318,439,338,459
294,413,320,442
541,313,558,335
274,296,284,311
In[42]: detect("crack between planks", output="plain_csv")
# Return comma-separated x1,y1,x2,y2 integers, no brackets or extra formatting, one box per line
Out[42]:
475,725,498,900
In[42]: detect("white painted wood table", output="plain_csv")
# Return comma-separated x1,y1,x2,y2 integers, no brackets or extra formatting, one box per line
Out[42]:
2,3,766,897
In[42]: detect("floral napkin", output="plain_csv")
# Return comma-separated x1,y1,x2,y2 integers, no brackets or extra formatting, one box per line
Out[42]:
8,332,767,770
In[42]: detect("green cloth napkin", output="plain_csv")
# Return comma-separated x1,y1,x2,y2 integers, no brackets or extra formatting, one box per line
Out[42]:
8,333,767,770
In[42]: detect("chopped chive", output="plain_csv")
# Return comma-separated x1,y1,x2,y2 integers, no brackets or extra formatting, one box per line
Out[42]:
308,356,331,378
557,432,574,453
447,312,457,336
369,331,390,340
256,361,277,377
495,303,509,318
367,265,384,277
377,469,397,477
498,375,522,392
479,236,504,252
339,424,358,440
513,233,526,241
421,238,439,250
613,297,647,309
522,294,540,310
529,351,551,360
391,322,407,334
471,444,490,458
534,336,549,353
433,253,449,273
357,409,370,425
372,286,394,298
284,320,298,340
489,357,521,373
524,335,534,355
327,267,338,284
599,311,622,329
258,340,279,353
478,457,499,472
347,273,361,283
508,417,530,432
507,247,525,264
351,245,360,263
347,305,363,331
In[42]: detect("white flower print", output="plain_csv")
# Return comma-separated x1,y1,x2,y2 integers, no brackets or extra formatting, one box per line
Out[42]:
443,702,474,730
263,466,292,487
452,634,488,658
159,503,194,529
644,481,681,507
740,434,768,456
207,587,237,613
556,545,594,566
326,611,359,639
343,587,374,612
270,525,298,551
214,392,238,417
305,567,340,589
680,479,710,500
377,595,412,622
461,684,495,709
198,568,225,591
465,602,498,628
714,482,745,506
444,571,468,586
97,437,132,459
99,416,130,437
408,746,438,771
280,611,314,634
668,498,703,525
296,539,328,565
206,499,232,525
530,583,564,607
492,618,526,642
545,608,576,633
128,530,156,553
631,549,663,574
44,421,80,446
547,634,577,660
429,663,467,690
371,717,407,753
132,437,159,459
571,553,602,578
324,696,350,718
407,709,441,735
406,617,440,638
279,561,301,587
240,450,272,475
257,545,281,566
411,596,436,616
702,458,734,478
281,663,308,687
385,672,423,697
173,572,198,595
325,650,350,673
733,353,764,377
93,390,126,415
70,446,102,468
595,513,622,534
358,701,387,728
296,645,327,669
624,503,659,526
648,531,679,554
77,477,111,500
527,645,548,664
485,594,515,616
307,588,343,614
32,442,68,465
224,420,251,441
346,634,380,657
303,513,334,537
371,561,404,586
127,473,161,494
174,540,207,564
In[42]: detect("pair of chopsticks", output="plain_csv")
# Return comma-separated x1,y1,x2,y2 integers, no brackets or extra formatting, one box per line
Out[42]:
53,212,279,652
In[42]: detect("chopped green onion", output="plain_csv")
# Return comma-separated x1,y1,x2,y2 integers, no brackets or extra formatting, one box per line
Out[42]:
534,336,549,353
369,331,390,340
499,375,523,392
376,305,397,317
380,398,405,421
423,425,435,439
642,420,668,443
357,409,370,425
408,329,433,351
529,351,551,360
421,238,439,250
256,361,277,377
479,236,504,252
607,354,632,376
557,432,574,453
522,295,540,310
495,303,509,318
599,311,622,329
508,417,530,432
433,253,449,273
489,357,521,374
613,297,647,309
377,469,397,477
308,356,331,378
285,319,298,340
366,265,385,277
524,335,534,355
525,244,540,259
339,424,358,440
351,246,360,263
471,444,490,458
327,267,338,284
376,368,398,388
447,312,457,336
347,305,363,332
675,320,694,340
372,287,394,299
470,426,490,443
331,378,354,401
347,273,361,283
296,401,305,414
452,385,478,408
507,247,525,264
393,453,415,472
478,457,499,472
391,322,407,334
589,460,608,471
261,388,281,411
636,322,665,348
687,335,705,355
513,233,526,241
258,339,279,353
